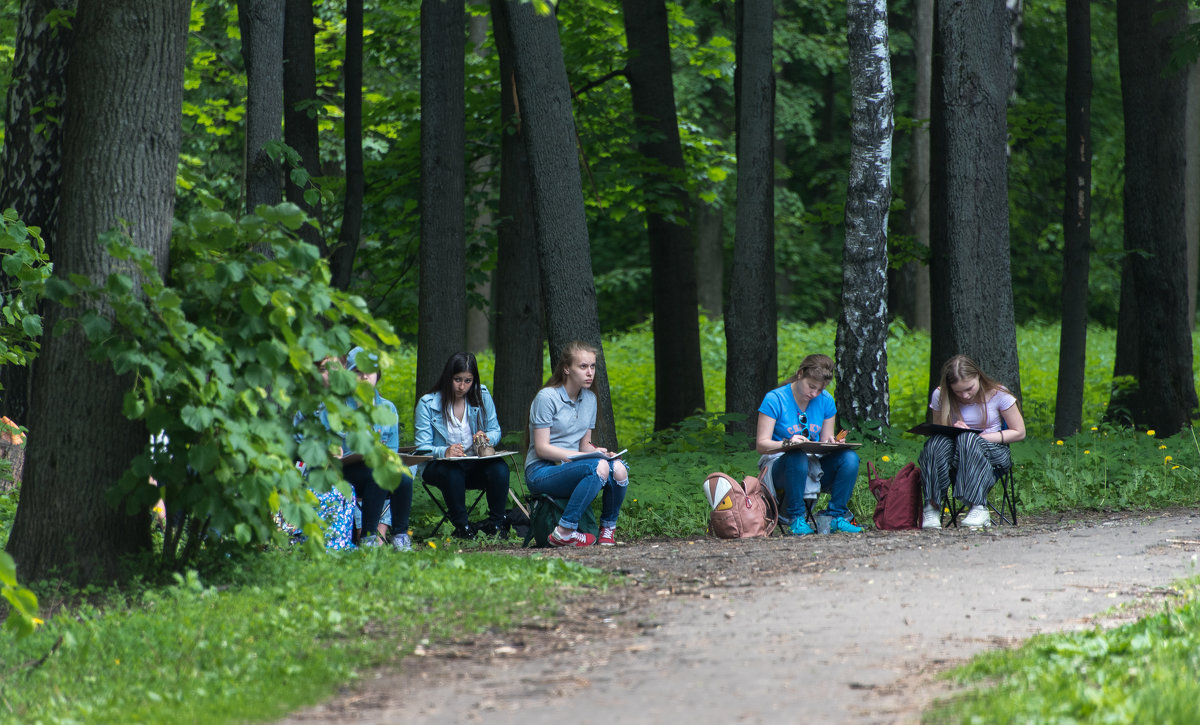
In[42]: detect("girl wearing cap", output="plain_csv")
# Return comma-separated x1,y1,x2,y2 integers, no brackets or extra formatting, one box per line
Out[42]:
342,346,414,551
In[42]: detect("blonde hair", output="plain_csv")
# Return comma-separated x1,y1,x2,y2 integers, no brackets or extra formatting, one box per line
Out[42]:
542,340,599,389
783,353,835,387
934,354,1014,427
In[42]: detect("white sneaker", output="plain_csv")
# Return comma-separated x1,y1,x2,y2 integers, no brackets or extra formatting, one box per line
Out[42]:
392,533,413,552
921,504,942,529
962,505,991,528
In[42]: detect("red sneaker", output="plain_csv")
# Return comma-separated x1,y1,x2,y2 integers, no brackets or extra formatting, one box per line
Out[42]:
549,528,596,547
598,526,616,546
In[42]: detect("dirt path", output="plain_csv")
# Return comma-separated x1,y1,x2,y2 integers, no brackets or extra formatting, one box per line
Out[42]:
281,508,1200,724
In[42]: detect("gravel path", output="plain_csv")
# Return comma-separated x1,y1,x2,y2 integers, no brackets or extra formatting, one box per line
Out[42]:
281,508,1200,724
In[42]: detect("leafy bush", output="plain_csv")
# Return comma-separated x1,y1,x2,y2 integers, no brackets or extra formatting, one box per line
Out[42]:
54,203,405,566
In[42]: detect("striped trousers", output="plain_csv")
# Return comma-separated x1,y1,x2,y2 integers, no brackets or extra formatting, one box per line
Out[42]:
918,433,1011,507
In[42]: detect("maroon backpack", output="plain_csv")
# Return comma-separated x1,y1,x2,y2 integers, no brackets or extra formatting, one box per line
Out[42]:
867,461,922,530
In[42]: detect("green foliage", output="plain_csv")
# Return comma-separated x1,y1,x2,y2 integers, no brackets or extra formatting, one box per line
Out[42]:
927,577,1200,723
0,209,50,371
0,548,609,722
55,202,401,566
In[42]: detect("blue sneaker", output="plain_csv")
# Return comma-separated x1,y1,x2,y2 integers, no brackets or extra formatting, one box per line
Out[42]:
828,516,863,533
789,518,816,536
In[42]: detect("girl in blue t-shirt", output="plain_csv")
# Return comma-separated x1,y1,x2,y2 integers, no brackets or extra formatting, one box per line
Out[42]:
754,354,862,535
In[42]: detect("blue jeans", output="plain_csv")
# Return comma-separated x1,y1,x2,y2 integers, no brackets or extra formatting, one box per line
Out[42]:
771,449,860,520
526,458,628,529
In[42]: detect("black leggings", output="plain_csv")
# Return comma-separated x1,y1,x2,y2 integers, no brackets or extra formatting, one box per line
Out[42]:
422,458,510,527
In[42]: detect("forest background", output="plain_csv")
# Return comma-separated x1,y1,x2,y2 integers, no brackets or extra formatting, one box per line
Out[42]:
1,0,1199,609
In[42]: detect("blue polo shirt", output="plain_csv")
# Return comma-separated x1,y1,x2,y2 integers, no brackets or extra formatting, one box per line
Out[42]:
525,385,597,469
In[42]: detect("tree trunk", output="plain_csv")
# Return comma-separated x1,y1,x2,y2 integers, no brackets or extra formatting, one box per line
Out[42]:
0,0,77,424
465,5,493,353
694,201,724,318
489,0,544,436
283,0,326,255
415,0,466,395
499,0,617,448
836,0,893,429
1053,0,1092,439
329,0,364,290
893,0,931,332
237,0,285,214
725,0,776,438
1108,0,1196,435
6,0,190,586
622,0,707,430
928,0,1021,401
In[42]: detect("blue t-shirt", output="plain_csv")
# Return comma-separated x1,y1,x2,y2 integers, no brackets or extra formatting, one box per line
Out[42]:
525,386,597,470
758,385,837,441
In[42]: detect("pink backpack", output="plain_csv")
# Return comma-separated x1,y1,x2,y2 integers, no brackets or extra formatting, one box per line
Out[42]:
703,471,778,539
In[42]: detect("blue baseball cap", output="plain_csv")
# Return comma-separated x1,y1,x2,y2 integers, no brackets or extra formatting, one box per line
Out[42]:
346,346,379,373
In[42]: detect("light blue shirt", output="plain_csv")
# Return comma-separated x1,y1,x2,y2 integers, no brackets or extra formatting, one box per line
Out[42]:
758,385,837,441
413,385,502,473
525,386,597,470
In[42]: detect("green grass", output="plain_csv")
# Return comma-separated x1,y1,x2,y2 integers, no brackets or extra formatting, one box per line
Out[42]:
925,577,1200,724
0,547,609,723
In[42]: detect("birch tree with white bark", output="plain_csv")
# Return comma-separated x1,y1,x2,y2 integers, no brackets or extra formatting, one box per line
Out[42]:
835,0,893,428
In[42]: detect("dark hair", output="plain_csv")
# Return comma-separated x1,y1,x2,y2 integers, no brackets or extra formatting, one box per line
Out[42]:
427,352,484,426
783,353,835,387
933,354,1015,428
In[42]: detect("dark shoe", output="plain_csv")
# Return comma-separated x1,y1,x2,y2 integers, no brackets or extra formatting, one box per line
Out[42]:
451,525,477,540
473,518,509,538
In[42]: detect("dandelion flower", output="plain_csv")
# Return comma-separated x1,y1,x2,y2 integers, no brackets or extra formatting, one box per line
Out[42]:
1159,445,1168,450
1165,455,1173,462
1148,430,1156,436
1084,450,1090,455
428,541,437,549
1055,440,1064,446
1172,465,1181,470
632,498,638,503
882,455,891,462
1090,426,1098,431
32,617,44,627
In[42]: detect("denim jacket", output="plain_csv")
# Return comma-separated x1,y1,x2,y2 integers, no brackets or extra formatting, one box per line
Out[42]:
413,386,502,472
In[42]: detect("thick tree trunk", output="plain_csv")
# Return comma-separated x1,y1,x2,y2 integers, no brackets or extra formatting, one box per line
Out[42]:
330,0,364,290
836,0,893,429
0,0,77,423
489,0,543,436
622,0,707,429
7,0,190,586
283,0,326,255
499,0,617,448
415,0,466,394
892,0,931,332
237,0,285,214
1109,0,1196,435
1053,0,1092,439
928,0,1021,401
725,0,776,438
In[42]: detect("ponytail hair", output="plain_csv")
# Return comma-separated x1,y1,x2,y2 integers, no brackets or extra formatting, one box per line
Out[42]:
783,353,835,387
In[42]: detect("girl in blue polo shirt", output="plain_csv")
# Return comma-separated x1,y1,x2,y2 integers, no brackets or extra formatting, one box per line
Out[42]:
525,340,628,547
754,353,861,536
